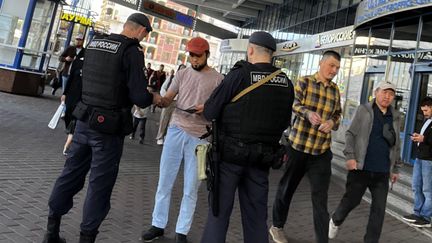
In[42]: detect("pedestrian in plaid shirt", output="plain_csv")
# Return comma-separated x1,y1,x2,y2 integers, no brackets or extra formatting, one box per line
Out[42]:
269,50,342,243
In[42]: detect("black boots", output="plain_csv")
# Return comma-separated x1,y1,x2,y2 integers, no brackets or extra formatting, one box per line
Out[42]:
79,231,97,243
42,216,66,243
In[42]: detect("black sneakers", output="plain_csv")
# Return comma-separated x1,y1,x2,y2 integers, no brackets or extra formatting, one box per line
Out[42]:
411,218,432,228
175,233,188,243
142,226,164,242
402,214,422,223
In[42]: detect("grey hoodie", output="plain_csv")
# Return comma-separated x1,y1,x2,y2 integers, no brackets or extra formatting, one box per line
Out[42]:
343,101,402,173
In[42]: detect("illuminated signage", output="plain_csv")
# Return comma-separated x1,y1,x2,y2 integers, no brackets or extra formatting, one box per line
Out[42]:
61,12,92,26
315,29,354,48
355,0,432,27
142,1,195,28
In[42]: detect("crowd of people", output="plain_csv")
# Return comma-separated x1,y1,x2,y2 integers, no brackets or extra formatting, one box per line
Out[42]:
42,12,431,243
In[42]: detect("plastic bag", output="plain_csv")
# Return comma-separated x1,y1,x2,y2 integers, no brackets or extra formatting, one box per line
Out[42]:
48,103,66,129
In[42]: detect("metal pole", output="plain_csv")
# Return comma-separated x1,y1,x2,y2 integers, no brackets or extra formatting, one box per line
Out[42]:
39,2,60,72
13,0,37,69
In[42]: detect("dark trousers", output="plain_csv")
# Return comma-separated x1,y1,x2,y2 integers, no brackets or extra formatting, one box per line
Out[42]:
48,120,124,234
272,145,332,243
332,170,389,243
201,161,270,243
131,117,147,139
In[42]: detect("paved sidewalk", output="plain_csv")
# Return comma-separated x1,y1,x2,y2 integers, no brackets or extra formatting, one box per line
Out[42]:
0,88,430,243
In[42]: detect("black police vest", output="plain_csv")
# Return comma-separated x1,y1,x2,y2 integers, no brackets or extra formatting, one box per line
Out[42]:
81,34,140,109
220,62,293,145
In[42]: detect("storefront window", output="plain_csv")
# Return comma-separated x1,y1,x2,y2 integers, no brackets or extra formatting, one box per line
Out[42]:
21,0,55,70
346,56,366,106
391,18,419,53
353,28,369,56
387,56,415,132
0,0,29,65
419,14,432,50
369,24,392,56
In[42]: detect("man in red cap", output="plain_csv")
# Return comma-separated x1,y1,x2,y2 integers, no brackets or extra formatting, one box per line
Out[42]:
141,37,223,243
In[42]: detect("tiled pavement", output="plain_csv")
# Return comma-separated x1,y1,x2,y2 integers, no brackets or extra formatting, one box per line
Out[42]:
0,88,431,243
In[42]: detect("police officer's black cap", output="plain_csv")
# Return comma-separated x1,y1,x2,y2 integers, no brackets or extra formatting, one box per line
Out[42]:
249,31,276,52
127,13,153,32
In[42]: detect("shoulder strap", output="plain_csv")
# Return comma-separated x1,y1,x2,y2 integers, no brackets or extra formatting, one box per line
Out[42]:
231,69,282,103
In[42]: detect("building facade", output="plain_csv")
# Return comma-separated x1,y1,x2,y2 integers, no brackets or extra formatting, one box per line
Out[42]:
246,0,432,164
97,0,222,72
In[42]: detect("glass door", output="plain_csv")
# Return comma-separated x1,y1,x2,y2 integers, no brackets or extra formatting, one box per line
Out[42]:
360,65,386,104
405,72,432,163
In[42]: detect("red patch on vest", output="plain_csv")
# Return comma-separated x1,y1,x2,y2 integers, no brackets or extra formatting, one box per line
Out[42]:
97,115,105,123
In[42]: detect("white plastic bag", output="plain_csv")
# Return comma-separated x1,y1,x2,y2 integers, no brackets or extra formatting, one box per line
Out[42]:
48,103,66,129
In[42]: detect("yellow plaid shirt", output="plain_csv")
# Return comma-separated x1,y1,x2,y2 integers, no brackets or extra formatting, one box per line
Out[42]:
288,73,342,155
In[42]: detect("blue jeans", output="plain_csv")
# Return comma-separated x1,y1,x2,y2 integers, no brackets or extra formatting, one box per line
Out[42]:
412,159,432,222
62,75,69,90
151,125,207,234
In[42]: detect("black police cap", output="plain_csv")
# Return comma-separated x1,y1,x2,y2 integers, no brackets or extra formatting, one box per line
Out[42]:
249,31,276,51
127,13,153,32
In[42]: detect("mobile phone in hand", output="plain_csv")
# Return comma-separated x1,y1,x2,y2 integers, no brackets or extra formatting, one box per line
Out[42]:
184,108,197,113
176,106,197,114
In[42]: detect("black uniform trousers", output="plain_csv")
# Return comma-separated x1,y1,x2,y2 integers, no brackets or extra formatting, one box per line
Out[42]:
48,120,124,234
272,145,332,243
201,161,270,243
332,170,389,243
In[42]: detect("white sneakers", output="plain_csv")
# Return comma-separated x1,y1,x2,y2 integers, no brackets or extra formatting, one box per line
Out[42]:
328,218,339,239
269,226,288,243
156,139,164,145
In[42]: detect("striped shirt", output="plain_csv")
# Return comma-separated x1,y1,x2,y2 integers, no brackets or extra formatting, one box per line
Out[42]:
288,73,342,155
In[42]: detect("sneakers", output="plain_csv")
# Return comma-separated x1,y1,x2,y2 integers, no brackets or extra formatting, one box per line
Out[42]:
142,226,164,242
402,214,422,223
411,218,432,228
269,225,288,243
156,139,164,145
129,135,134,140
175,233,188,243
328,218,339,239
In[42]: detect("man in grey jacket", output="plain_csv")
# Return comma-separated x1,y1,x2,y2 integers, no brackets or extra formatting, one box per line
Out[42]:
328,81,402,243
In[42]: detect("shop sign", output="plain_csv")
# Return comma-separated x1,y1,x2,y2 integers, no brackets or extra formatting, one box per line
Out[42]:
142,1,194,28
109,0,140,10
281,42,300,52
60,12,92,26
315,29,354,48
355,0,432,27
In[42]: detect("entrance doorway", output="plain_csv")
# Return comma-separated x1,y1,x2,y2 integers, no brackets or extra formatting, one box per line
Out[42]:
360,65,385,104
403,67,432,163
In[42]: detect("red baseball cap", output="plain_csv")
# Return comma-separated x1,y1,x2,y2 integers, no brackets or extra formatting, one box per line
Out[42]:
186,37,209,55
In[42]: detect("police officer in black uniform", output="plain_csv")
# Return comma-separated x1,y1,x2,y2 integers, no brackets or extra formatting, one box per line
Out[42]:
42,13,158,243
197,31,295,243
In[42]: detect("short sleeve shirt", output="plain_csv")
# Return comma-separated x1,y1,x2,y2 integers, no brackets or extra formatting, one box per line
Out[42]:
168,66,224,137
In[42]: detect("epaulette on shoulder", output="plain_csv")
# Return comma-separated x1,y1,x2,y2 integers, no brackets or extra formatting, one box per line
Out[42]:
230,60,249,71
